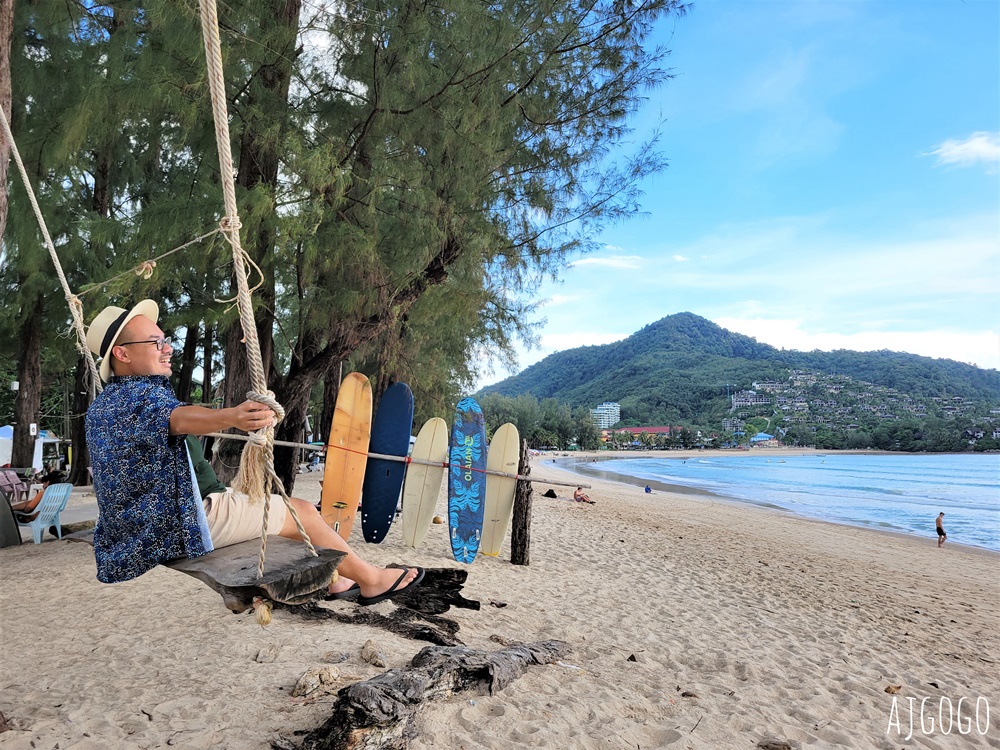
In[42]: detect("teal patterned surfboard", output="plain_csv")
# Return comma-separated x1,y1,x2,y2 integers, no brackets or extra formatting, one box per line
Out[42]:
448,397,487,563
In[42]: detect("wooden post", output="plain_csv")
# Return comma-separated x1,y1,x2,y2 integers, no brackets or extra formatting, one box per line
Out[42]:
510,438,532,566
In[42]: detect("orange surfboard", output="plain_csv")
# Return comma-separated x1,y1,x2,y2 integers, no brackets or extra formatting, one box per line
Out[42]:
321,372,372,540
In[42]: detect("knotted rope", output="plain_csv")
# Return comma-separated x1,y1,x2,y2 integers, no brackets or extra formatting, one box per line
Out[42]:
0,106,102,402
197,0,316,575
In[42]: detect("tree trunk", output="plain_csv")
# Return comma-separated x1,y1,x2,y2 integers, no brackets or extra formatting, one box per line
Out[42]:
175,321,200,403
215,321,253,485
67,354,90,485
0,0,14,243
320,362,343,445
273,394,308,494
202,321,214,400
217,0,302,482
510,439,532,566
271,322,326,490
11,294,43,470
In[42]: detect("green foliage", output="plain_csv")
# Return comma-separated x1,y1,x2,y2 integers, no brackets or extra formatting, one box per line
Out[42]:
2,0,689,480
480,391,594,449
573,407,602,450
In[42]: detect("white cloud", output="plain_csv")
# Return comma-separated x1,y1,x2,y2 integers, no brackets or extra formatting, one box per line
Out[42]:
713,317,1000,370
544,294,581,307
640,214,1000,305
671,254,689,262
569,255,642,269
925,132,1000,170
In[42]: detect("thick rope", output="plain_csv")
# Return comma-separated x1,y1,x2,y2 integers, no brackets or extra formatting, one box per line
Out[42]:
0,106,102,401
197,0,316,576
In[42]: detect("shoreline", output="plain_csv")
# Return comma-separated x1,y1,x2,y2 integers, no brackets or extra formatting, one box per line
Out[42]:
545,449,1000,557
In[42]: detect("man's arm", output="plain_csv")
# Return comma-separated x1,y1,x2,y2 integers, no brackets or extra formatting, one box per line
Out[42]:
169,401,276,436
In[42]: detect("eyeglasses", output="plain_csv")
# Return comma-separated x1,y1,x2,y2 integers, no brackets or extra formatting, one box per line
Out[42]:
117,336,172,351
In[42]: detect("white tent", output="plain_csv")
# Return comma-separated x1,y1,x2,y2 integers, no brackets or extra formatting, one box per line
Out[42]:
0,426,67,472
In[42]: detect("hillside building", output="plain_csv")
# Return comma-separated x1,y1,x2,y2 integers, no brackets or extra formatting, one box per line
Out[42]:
590,401,621,429
731,390,772,410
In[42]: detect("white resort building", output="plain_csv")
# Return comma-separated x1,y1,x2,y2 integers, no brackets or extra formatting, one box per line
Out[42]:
591,401,621,429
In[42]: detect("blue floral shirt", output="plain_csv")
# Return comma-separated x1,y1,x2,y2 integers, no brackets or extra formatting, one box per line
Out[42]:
86,376,213,583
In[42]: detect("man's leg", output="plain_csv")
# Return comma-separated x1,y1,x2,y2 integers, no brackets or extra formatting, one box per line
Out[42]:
278,497,420,599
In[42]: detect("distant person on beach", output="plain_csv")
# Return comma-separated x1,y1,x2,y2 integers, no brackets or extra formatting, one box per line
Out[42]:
644,485,652,493
573,487,595,504
84,299,423,605
936,512,947,547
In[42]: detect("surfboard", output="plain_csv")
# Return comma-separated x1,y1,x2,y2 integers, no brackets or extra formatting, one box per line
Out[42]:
361,382,414,543
480,422,520,557
400,417,449,548
321,372,372,540
448,397,487,564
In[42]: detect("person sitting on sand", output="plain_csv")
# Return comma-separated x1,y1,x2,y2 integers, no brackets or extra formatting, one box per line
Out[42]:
573,487,595,504
936,512,947,548
84,299,424,606
10,470,66,523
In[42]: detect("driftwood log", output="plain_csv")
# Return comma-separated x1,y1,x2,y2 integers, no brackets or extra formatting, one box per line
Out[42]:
510,438,532,566
66,531,344,612
286,640,571,750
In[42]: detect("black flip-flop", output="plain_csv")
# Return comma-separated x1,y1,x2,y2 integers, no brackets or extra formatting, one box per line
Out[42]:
356,566,426,607
324,582,361,601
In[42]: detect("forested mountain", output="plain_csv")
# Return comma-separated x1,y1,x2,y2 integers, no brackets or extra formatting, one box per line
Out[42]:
479,313,1000,428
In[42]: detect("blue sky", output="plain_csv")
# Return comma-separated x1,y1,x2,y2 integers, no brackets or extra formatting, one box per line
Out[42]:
483,0,1000,387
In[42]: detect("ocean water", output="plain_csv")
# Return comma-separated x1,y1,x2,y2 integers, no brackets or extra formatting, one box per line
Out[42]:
575,453,1000,552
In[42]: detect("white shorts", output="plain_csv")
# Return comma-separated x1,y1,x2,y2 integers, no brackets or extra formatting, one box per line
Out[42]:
203,489,288,548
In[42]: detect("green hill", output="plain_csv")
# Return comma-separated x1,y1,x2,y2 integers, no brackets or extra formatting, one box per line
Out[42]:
479,313,1000,429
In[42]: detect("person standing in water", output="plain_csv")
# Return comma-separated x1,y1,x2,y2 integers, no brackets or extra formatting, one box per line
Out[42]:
936,512,947,547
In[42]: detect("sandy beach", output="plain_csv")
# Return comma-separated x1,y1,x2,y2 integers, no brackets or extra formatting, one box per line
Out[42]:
2,449,998,749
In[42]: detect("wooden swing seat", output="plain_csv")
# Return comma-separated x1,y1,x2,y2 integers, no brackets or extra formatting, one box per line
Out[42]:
67,531,344,613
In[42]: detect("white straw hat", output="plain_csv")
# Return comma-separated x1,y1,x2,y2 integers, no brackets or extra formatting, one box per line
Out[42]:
86,300,159,382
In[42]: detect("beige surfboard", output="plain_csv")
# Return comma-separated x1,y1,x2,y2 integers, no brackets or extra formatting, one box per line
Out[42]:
321,372,372,540
481,422,520,557
400,417,448,547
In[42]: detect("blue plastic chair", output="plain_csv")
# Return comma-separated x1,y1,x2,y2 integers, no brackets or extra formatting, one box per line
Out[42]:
16,483,73,544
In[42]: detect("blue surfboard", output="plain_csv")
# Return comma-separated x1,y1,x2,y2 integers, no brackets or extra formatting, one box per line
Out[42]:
448,397,487,563
361,383,414,543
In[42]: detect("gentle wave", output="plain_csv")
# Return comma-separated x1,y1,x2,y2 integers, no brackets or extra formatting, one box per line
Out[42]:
576,453,1000,551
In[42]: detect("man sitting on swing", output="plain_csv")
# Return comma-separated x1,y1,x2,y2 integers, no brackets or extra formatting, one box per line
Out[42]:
85,300,423,606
